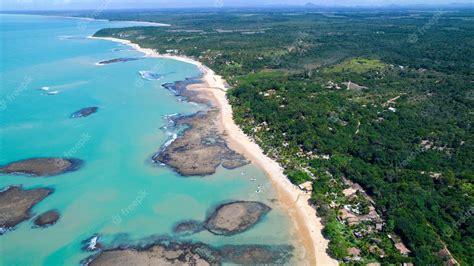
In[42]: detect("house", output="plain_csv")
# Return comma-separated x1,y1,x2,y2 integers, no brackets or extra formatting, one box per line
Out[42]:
338,209,360,226
375,222,384,231
438,247,459,265
348,247,361,256
347,247,362,261
353,231,363,238
438,247,450,258
369,245,385,258
395,242,411,256
298,181,313,192
342,186,357,197
446,258,459,266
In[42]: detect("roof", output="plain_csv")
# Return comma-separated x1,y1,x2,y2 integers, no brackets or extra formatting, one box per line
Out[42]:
298,181,313,191
367,263,381,266
347,247,361,256
338,209,357,220
342,187,357,197
395,242,411,255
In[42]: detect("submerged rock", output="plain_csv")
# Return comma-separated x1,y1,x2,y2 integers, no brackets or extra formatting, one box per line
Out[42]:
70,107,98,118
87,239,293,266
0,186,53,231
0,157,83,177
139,71,164,81
33,210,60,227
97,58,141,65
204,201,271,236
219,244,294,264
89,242,220,266
153,111,248,176
154,79,249,176
162,79,208,105
173,220,204,236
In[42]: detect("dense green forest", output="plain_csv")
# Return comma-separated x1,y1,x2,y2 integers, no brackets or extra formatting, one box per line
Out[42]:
92,8,473,265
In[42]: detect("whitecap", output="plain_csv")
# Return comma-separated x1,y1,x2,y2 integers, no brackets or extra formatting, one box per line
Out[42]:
0,227,9,235
139,71,163,81
163,133,178,148
58,35,72,40
87,236,98,251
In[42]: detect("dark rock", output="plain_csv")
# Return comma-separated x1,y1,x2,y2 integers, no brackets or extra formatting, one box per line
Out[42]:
89,241,220,266
153,78,249,176
70,107,98,118
0,157,83,177
0,186,53,231
172,220,203,236
204,201,271,236
98,58,141,65
161,79,209,105
33,210,59,227
86,239,293,266
152,111,248,176
219,244,294,264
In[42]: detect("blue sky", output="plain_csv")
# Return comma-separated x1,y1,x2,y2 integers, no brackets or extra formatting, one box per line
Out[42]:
1,0,472,10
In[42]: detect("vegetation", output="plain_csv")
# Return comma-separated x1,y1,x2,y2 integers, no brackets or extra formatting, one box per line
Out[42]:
92,8,473,265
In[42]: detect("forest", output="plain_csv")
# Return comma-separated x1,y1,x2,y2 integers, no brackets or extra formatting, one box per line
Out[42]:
91,8,473,265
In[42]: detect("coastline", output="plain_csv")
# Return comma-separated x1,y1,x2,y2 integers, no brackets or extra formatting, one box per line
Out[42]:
90,35,338,266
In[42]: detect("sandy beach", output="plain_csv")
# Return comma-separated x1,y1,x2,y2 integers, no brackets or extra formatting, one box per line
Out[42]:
91,36,338,266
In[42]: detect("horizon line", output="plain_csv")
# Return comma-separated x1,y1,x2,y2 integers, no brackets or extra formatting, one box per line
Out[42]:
1,3,473,13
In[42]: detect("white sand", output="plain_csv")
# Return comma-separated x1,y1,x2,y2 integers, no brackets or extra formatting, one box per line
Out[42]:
90,36,338,266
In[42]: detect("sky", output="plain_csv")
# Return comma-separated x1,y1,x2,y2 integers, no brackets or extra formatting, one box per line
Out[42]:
1,0,472,11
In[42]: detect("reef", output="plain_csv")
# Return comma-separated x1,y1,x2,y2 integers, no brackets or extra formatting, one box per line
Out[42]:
0,157,83,177
86,238,293,265
204,201,271,236
70,107,98,118
153,79,248,176
0,186,53,231
33,210,60,227
97,58,141,65
173,220,204,236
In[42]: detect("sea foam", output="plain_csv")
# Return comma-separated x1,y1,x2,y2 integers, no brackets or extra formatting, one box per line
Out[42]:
139,71,163,81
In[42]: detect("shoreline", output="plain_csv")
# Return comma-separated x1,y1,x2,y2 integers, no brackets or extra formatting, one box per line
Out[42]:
91,35,337,266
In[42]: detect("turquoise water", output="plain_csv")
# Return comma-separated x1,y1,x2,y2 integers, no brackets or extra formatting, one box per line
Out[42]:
0,14,301,265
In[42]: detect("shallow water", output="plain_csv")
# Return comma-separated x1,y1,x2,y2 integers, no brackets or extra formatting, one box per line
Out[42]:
0,14,300,265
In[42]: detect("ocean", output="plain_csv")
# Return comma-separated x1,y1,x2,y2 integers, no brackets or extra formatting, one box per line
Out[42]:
0,14,299,265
